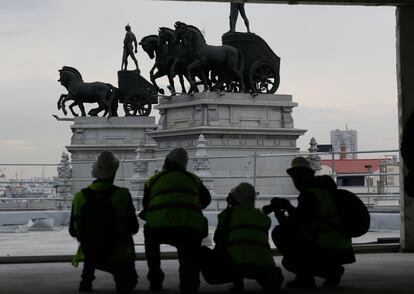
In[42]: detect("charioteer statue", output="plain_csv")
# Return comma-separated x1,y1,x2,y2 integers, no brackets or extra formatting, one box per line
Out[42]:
121,24,140,72
229,1,250,33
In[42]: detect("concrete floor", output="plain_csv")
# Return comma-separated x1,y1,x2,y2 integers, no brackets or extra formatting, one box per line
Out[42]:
0,228,400,257
0,253,413,294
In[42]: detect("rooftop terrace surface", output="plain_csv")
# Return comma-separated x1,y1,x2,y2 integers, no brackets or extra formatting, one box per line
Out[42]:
0,253,413,294
0,228,400,257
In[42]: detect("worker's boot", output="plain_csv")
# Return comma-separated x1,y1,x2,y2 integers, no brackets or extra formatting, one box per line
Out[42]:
78,280,93,292
323,266,345,288
286,275,316,289
148,270,164,292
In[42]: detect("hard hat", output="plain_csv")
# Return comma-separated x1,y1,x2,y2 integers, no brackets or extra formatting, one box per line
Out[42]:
91,151,119,180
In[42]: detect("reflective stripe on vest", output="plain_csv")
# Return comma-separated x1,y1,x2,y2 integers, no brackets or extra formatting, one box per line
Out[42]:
225,207,275,267
145,170,204,231
307,188,352,250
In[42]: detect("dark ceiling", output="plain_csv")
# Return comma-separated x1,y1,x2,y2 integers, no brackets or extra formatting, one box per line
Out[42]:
160,0,413,6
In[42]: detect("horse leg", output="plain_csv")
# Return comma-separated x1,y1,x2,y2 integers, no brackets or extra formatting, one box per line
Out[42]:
178,74,186,94
170,59,179,78
88,106,102,117
167,74,177,95
61,95,72,116
68,101,79,117
151,70,166,95
150,65,165,95
88,104,107,117
98,106,107,117
226,63,245,93
57,94,66,110
186,60,204,93
235,50,245,92
105,87,119,117
181,70,197,93
198,69,209,92
233,68,245,93
78,102,87,116
110,98,119,117
212,74,226,92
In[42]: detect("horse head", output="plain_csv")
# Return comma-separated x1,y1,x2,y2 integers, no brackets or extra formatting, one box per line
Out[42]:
174,21,187,30
158,27,176,46
58,66,83,89
174,22,205,49
139,35,158,59
173,24,189,48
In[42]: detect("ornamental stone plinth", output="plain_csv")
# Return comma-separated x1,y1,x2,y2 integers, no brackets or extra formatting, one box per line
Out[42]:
66,116,157,193
148,92,306,196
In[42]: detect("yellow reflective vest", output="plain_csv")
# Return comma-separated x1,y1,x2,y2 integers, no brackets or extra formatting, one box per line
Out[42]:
303,188,352,250
70,181,137,263
144,169,206,232
219,206,275,268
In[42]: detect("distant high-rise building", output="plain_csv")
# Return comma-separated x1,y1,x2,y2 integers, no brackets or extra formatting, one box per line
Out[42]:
330,128,358,159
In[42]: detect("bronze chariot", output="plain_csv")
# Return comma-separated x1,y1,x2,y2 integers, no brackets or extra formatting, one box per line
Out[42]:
222,32,281,94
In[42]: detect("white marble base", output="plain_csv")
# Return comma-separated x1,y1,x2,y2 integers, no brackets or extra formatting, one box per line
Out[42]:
147,92,306,196
66,116,157,193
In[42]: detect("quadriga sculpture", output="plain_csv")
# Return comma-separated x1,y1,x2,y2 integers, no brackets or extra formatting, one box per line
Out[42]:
139,32,187,95
173,22,245,93
57,66,118,117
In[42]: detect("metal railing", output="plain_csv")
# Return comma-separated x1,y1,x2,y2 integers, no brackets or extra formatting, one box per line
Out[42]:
0,148,401,211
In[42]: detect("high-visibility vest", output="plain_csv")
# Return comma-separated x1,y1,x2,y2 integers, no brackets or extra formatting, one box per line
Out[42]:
71,181,136,262
145,169,205,232
221,206,275,268
304,188,352,250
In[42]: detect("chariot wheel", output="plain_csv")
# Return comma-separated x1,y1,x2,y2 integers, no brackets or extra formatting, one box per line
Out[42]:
123,95,152,116
249,61,280,94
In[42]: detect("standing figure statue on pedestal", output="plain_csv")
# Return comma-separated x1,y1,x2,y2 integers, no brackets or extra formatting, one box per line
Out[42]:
229,1,250,33
121,24,140,72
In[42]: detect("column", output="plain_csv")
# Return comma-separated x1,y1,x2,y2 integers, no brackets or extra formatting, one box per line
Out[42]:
193,134,215,194
307,137,322,174
56,152,72,210
397,5,414,251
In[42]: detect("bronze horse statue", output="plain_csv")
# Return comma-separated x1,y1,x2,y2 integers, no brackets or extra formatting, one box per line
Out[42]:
139,33,187,95
159,27,212,94
174,22,245,93
57,66,118,117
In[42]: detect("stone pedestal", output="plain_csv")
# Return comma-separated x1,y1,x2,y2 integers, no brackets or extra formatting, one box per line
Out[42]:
54,152,72,209
66,116,157,194
148,92,306,196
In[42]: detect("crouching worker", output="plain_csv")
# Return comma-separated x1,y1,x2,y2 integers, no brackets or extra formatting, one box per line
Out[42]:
201,182,283,292
263,157,355,289
69,151,139,293
140,148,211,293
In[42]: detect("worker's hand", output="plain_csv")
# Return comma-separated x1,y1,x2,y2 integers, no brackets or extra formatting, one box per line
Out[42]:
262,204,273,215
270,197,291,209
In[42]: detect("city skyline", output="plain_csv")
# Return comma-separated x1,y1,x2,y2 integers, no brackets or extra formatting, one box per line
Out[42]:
0,0,398,178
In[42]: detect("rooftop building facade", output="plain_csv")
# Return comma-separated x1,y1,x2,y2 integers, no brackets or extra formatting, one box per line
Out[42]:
331,128,358,159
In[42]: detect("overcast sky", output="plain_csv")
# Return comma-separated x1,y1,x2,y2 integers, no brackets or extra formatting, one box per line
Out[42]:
0,0,398,178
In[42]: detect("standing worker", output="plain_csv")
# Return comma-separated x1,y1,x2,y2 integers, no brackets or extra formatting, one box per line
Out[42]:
200,183,283,292
69,151,139,293
121,24,140,71
140,148,211,293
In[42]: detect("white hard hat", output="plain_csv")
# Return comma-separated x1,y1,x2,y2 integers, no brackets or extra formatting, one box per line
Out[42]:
230,182,256,207
287,156,315,176
166,148,188,169
91,151,119,180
